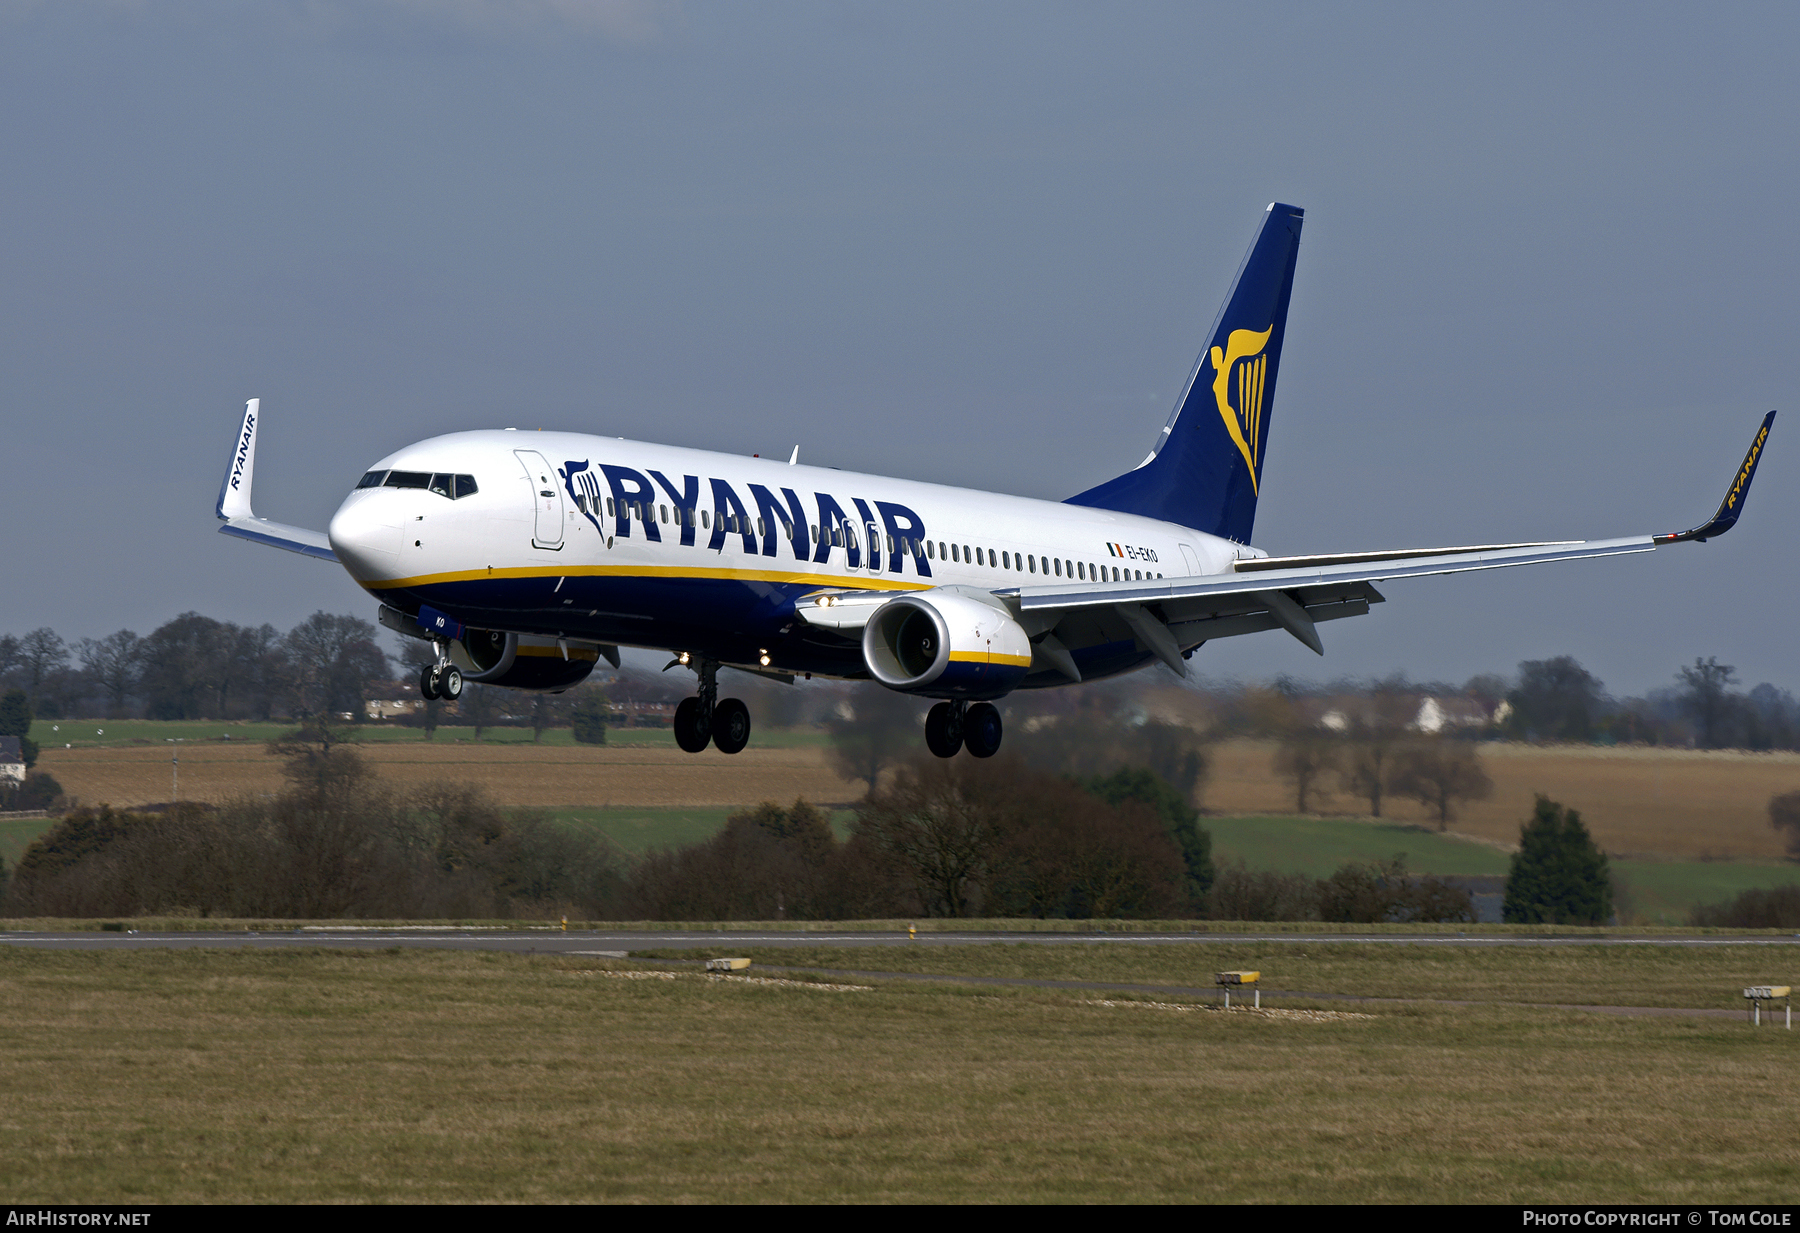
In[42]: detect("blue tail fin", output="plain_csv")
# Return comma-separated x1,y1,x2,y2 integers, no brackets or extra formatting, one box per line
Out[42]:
1067,202,1304,543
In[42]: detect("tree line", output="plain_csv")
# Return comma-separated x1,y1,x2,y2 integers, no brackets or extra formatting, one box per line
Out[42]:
0,613,390,722
6,611,1794,754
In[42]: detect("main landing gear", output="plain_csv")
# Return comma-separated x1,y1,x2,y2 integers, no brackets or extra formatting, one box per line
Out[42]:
925,700,1002,759
673,659,752,755
418,643,463,702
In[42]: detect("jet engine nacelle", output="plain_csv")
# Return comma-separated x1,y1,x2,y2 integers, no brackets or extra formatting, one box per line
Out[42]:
447,629,598,693
861,591,1032,699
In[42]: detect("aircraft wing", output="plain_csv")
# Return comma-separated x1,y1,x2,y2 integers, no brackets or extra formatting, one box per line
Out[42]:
218,516,337,561
214,398,340,563
1001,535,1651,674
798,411,1773,679
1001,411,1774,676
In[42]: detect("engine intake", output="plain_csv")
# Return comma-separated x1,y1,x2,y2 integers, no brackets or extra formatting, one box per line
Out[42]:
446,629,598,693
861,592,1031,699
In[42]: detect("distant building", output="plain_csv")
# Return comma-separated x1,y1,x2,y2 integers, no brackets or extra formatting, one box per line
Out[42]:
1412,695,1504,734
0,736,24,785
365,679,426,720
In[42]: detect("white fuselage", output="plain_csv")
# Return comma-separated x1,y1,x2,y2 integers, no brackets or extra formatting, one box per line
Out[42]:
327,429,1249,680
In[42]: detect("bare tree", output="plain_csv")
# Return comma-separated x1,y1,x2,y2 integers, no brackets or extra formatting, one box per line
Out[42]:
1769,790,1800,860
139,614,233,719
855,756,1016,917
826,686,925,796
1507,656,1606,741
1390,738,1494,829
528,691,568,743
461,683,496,738
1339,681,1414,817
1273,730,1340,813
78,630,142,716
16,628,68,700
1678,656,1738,749
284,612,387,717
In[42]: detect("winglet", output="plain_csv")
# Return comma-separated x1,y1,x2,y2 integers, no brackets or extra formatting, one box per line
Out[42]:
217,398,259,520
212,397,338,562
1654,411,1776,544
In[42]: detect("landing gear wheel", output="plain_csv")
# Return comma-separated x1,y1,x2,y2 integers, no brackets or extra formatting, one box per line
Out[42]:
438,666,464,701
419,664,440,701
711,697,752,754
963,702,1002,758
925,702,963,758
673,697,711,753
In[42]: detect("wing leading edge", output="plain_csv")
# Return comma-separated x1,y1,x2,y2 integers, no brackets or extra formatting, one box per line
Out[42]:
999,412,1775,675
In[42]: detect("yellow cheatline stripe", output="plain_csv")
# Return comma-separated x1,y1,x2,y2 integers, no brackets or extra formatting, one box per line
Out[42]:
360,562,933,593
947,651,1033,667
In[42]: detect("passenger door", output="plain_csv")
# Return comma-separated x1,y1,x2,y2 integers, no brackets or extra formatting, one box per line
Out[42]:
515,450,565,550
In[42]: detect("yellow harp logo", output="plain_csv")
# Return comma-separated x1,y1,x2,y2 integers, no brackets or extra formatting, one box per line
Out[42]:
1209,325,1273,493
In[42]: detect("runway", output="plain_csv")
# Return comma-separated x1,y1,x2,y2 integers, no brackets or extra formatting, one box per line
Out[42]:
3,928,1798,952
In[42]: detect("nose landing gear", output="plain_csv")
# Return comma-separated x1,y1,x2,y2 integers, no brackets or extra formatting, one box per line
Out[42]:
672,658,753,755
925,700,1003,758
418,643,463,702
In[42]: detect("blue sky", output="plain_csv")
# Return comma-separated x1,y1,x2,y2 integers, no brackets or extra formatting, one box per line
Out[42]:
2,1,1793,696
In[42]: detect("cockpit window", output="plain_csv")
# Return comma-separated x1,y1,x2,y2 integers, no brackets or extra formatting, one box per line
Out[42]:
367,470,478,498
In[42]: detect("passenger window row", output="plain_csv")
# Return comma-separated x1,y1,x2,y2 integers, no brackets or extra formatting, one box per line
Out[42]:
921,537,1162,583
357,470,479,500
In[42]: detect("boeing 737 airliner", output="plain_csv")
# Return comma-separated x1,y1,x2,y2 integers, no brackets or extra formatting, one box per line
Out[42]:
214,203,1774,758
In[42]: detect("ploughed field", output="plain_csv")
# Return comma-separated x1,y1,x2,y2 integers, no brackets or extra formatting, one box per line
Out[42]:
1208,739,1800,862
35,731,1800,862
36,737,861,812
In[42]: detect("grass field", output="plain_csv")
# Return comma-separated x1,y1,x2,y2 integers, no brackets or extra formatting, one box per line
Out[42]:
1613,861,1800,924
0,818,54,873
1207,814,1513,878
1207,815,1800,923
1,943,1797,1202
636,941,1800,1010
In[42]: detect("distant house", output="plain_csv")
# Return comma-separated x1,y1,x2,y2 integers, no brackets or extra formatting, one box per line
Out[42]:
365,679,426,720
1412,696,1505,734
0,736,24,785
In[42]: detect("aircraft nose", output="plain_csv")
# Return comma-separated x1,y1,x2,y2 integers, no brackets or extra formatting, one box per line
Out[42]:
328,494,402,581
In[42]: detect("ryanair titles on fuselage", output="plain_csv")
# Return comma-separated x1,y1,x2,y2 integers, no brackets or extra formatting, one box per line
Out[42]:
558,455,934,576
